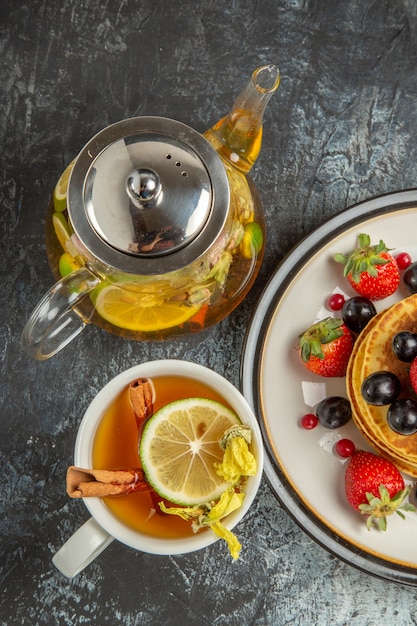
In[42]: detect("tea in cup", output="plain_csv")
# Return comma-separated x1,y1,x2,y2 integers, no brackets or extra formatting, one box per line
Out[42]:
52,360,264,577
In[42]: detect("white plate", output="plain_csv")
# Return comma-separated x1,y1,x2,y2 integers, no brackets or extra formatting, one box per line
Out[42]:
241,189,417,585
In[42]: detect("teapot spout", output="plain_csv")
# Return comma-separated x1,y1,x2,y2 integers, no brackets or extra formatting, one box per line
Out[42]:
204,64,280,173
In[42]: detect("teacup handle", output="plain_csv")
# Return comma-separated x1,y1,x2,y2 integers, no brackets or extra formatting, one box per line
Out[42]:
21,266,101,360
52,517,114,578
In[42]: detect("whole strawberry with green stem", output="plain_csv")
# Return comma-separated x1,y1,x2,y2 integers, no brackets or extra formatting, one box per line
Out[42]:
334,233,400,300
297,317,354,377
344,450,415,530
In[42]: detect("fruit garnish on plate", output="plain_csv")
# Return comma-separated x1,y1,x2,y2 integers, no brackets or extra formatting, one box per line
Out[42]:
344,450,415,531
334,233,400,300
392,331,417,362
403,262,417,294
361,371,401,406
343,293,417,476
387,398,417,435
298,238,417,531
315,396,352,429
297,317,354,377
410,357,417,394
341,296,377,333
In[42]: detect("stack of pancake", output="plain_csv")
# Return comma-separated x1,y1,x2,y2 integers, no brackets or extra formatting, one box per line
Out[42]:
346,294,417,478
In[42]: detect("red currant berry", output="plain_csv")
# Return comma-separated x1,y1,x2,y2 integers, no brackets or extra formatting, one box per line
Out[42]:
327,293,345,311
300,413,319,429
395,252,412,270
334,438,356,458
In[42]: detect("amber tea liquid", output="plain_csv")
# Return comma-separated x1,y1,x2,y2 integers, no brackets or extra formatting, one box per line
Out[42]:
92,375,231,539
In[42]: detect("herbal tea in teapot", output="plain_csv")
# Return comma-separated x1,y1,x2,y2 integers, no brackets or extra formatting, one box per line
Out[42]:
24,65,280,359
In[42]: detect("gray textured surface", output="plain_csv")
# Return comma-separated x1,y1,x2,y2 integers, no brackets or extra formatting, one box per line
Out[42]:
2,0,417,624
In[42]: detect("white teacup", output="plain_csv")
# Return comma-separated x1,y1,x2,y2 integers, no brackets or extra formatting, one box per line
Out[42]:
52,359,264,577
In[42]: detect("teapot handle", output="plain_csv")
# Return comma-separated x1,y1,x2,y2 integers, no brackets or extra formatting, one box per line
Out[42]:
21,266,101,360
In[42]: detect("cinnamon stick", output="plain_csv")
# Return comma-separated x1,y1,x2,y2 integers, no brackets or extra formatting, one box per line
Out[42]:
67,378,155,499
129,377,154,427
66,466,151,498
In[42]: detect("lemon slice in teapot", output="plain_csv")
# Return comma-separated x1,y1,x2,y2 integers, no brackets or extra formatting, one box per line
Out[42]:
239,221,264,259
52,159,75,212
94,284,201,332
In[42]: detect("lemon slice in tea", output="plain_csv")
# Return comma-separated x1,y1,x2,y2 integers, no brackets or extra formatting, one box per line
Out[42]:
53,159,75,212
94,284,201,332
140,397,241,505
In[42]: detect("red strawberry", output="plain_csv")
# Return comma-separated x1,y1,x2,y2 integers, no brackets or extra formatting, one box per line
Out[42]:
410,357,417,395
344,450,415,530
297,317,353,377
334,233,400,300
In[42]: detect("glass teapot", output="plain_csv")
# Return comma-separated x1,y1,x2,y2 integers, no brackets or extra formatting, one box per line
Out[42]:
22,65,280,359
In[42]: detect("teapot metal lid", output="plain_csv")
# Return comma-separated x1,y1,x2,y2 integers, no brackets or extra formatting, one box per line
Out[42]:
67,116,230,275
